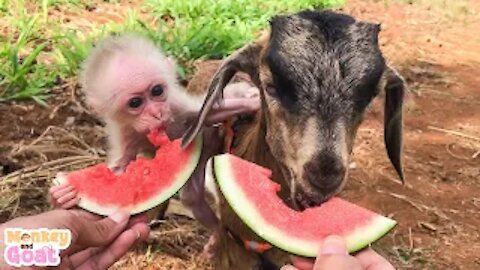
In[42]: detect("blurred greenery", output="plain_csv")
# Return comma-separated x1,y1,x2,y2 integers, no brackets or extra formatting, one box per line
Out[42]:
0,0,344,103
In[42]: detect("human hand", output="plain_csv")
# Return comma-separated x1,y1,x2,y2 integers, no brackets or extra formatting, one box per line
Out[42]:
0,209,150,270
281,235,395,270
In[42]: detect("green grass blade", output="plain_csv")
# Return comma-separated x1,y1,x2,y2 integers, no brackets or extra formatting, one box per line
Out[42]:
21,42,47,69
8,47,19,74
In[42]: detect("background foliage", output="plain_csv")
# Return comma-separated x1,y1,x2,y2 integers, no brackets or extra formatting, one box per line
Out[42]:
0,0,344,103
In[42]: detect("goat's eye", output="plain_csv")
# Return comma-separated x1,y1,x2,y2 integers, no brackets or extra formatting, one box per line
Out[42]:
128,97,143,109
151,84,164,97
265,83,276,96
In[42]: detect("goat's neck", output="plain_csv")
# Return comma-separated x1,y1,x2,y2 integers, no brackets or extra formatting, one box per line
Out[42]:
220,114,291,262
232,114,286,190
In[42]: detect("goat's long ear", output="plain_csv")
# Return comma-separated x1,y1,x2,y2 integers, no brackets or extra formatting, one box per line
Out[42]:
383,65,406,183
181,43,264,148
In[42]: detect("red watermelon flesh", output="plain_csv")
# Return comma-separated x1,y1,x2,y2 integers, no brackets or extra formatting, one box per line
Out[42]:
211,153,397,257
54,130,202,216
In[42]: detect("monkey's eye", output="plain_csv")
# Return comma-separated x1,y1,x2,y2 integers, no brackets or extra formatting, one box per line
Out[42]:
128,97,143,109
151,85,164,97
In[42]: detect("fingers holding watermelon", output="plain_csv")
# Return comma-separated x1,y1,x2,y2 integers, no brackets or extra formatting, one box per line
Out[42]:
49,182,80,210
0,208,150,270
282,235,394,270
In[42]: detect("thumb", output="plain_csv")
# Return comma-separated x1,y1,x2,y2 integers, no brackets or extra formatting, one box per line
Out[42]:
280,265,298,270
319,235,348,255
75,210,130,247
313,236,362,270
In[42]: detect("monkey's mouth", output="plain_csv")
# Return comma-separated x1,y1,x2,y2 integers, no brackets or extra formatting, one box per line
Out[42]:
151,114,172,131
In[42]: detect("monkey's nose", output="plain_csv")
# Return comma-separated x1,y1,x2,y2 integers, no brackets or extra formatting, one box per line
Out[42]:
146,104,168,118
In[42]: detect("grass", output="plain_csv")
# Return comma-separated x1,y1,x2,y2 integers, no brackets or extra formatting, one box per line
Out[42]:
0,15,55,105
145,0,344,61
373,240,435,269
0,0,344,103
392,246,431,266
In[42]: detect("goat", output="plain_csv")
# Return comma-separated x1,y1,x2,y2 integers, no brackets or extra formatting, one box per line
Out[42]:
182,10,406,270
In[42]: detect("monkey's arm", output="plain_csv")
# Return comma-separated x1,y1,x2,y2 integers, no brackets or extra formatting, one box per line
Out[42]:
105,121,155,174
205,97,260,125
179,127,222,229
168,84,260,138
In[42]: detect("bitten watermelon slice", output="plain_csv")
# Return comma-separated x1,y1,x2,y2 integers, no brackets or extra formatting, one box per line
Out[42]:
54,130,202,216
210,153,397,257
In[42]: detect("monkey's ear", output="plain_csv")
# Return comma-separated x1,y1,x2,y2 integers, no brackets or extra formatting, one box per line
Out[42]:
383,65,406,183
181,42,264,148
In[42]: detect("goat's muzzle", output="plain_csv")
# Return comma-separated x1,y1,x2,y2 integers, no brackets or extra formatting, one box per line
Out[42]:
292,154,347,210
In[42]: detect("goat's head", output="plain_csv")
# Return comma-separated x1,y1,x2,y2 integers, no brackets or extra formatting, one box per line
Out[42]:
183,10,406,209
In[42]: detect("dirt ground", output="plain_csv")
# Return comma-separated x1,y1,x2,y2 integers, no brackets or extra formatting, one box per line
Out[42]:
1,0,479,269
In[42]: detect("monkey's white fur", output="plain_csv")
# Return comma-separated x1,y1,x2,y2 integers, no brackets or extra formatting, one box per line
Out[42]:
78,34,206,168
79,33,202,118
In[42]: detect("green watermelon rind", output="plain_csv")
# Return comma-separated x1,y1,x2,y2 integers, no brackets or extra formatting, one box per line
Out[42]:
212,154,397,257
55,134,203,216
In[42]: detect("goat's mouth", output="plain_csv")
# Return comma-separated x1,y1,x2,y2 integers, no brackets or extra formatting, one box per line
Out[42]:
279,165,345,211
291,177,347,211
283,170,346,211
280,166,332,211
292,187,333,211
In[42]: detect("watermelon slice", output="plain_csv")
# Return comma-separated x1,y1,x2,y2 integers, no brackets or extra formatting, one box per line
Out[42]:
210,153,397,257
54,130,202,216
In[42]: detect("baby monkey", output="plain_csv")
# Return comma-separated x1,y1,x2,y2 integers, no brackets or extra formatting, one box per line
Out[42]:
49,34,259,224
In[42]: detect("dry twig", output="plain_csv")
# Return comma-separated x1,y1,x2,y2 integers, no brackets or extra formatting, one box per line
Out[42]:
428,126,480,142
377,189,450,220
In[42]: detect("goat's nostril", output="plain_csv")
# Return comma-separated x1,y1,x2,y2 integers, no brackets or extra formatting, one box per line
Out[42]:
305,156,346,191
308,175,344,193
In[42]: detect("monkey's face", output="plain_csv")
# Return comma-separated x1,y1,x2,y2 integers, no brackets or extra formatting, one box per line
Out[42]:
122,83,172,134
107,53,175,135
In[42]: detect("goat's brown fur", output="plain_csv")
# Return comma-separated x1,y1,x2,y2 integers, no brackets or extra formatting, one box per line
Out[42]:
185,10,406,269
187,39,295,269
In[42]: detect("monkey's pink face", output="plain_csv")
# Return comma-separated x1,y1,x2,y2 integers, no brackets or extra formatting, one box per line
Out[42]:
121,83,171,134
109,54,173,134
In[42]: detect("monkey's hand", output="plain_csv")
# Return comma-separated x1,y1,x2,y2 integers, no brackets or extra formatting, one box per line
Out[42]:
48,183,80,209
110,164,127,175
202,229,220,260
